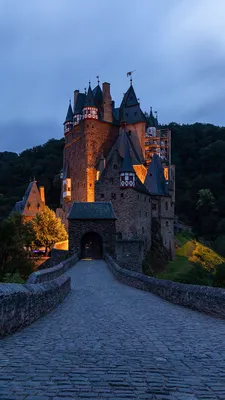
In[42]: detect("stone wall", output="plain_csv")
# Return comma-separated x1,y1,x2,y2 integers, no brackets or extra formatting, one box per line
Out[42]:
27,253,79,284
0,253,79,338
95,148,152,252
115,240,144,273
69,219,116,256
105,254,225,319
0,275,70,338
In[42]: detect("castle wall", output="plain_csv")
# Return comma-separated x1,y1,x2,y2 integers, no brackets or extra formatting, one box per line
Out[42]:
127,122,146,161
64,122,87,202
151,195,175,259
95,149,152,253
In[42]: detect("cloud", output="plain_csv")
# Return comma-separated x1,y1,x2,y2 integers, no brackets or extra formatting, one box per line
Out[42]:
1,0,225,151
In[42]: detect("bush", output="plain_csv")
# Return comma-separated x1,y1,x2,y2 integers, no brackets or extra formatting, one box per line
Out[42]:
213,263,225,288
173,262,213,286
2,272,25,284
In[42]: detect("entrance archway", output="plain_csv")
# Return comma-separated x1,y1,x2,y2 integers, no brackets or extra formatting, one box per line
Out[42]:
81,232,103,259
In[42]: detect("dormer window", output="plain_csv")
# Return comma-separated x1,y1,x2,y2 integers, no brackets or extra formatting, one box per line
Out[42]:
27,202,31,210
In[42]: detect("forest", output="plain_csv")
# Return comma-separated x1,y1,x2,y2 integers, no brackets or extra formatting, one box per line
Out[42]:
0,123,225,256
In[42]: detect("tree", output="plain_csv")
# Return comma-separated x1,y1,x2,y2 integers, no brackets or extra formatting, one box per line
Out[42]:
0,213,34,280
31,206,68,254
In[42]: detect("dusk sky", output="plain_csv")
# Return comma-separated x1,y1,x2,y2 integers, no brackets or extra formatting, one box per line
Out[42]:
1,0,225,152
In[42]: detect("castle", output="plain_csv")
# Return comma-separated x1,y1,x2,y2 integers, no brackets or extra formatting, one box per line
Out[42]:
56,77,175,270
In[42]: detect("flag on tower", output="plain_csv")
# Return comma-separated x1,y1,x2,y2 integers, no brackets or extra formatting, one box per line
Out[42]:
127,71,132,77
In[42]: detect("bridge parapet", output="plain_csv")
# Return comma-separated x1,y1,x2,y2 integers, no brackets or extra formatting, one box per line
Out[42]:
0,252,79,338
105,254,225,319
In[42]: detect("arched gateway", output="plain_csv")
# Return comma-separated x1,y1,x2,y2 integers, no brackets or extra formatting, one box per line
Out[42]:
68,202,116,257
81,232,103,259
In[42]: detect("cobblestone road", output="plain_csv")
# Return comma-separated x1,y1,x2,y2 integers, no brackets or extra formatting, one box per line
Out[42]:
1,260,225,400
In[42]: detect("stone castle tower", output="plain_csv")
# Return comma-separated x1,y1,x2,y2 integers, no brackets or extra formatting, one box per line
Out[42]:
56,78,175,263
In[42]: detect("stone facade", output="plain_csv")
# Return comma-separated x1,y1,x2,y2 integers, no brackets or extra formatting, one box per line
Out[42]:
95,149,152,252
115,240,144,273
69,219,116,256
57,79,175,269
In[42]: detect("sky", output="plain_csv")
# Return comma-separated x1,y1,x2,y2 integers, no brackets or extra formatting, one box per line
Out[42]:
1,0,225,152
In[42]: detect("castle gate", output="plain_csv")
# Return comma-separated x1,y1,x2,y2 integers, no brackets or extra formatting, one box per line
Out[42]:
68,202,116,257
81,231,103,259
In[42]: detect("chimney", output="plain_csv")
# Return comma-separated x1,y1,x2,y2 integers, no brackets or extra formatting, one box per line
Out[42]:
39,186,45,205
102,82,112,123
74,90,79,113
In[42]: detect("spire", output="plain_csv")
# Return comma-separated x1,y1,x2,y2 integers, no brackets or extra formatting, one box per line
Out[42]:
149,106,156,127
84,85,96,107
144,153,167,195
120,144,135,173
64,101,73,123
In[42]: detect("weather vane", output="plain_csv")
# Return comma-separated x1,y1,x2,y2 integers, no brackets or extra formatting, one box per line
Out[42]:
84,87,87,94
96,75,100,85
126,70,136,85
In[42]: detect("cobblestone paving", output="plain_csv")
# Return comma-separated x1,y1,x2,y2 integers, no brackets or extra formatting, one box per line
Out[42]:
1,260,225,400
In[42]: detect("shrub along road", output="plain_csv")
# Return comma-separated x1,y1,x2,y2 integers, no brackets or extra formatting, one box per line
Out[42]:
1,260,225,399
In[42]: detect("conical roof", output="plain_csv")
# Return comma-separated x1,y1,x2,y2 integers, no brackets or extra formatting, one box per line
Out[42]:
64,102,73,123
144,153,167,195
84,85,96,107
120,85,139,108
120,143,135,173
92,84,103,106
149,107,156,127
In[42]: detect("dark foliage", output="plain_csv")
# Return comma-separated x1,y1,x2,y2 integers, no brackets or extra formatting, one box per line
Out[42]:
0,138,64,220
166,122,225,241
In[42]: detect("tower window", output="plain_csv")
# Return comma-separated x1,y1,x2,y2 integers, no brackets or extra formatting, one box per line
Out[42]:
100,194,104,198
152,203,157,210
121,193,124,198
142,227,145,233
111,193,116,199
110,178,114,184
165,201,168,210
89,184,92,187
166,221,169,227
113,164,117,169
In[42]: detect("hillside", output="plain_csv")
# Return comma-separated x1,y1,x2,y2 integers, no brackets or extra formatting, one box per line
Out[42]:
0,138,64,220
0,123,225,252
156,233,225,287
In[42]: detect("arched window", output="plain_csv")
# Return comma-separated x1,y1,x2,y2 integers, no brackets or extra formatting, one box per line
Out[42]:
165,201,168,211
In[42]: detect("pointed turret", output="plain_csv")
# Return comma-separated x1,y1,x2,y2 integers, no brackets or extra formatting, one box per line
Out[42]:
149,107,156,127
144,153,168,195
64,101,74,134
83,84,98,120
84,85,96,107
120,144,136,188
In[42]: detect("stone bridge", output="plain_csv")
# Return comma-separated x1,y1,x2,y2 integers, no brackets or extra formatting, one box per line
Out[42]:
1,260,225,399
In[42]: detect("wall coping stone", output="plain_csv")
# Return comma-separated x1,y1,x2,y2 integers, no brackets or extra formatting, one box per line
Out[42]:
27,252,79,283
105,254,225,319
0,252,79,338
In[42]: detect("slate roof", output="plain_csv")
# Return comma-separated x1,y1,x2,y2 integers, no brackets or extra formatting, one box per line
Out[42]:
64,102,73,123
67,202,117,220
119,85,146,124
120,145,134,173
84,86,96,107
74,93,86,114
12,181,36,214
92,84,103,107
144,153,168,196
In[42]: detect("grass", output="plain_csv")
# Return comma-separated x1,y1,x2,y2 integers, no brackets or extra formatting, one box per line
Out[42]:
156,233,225,284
